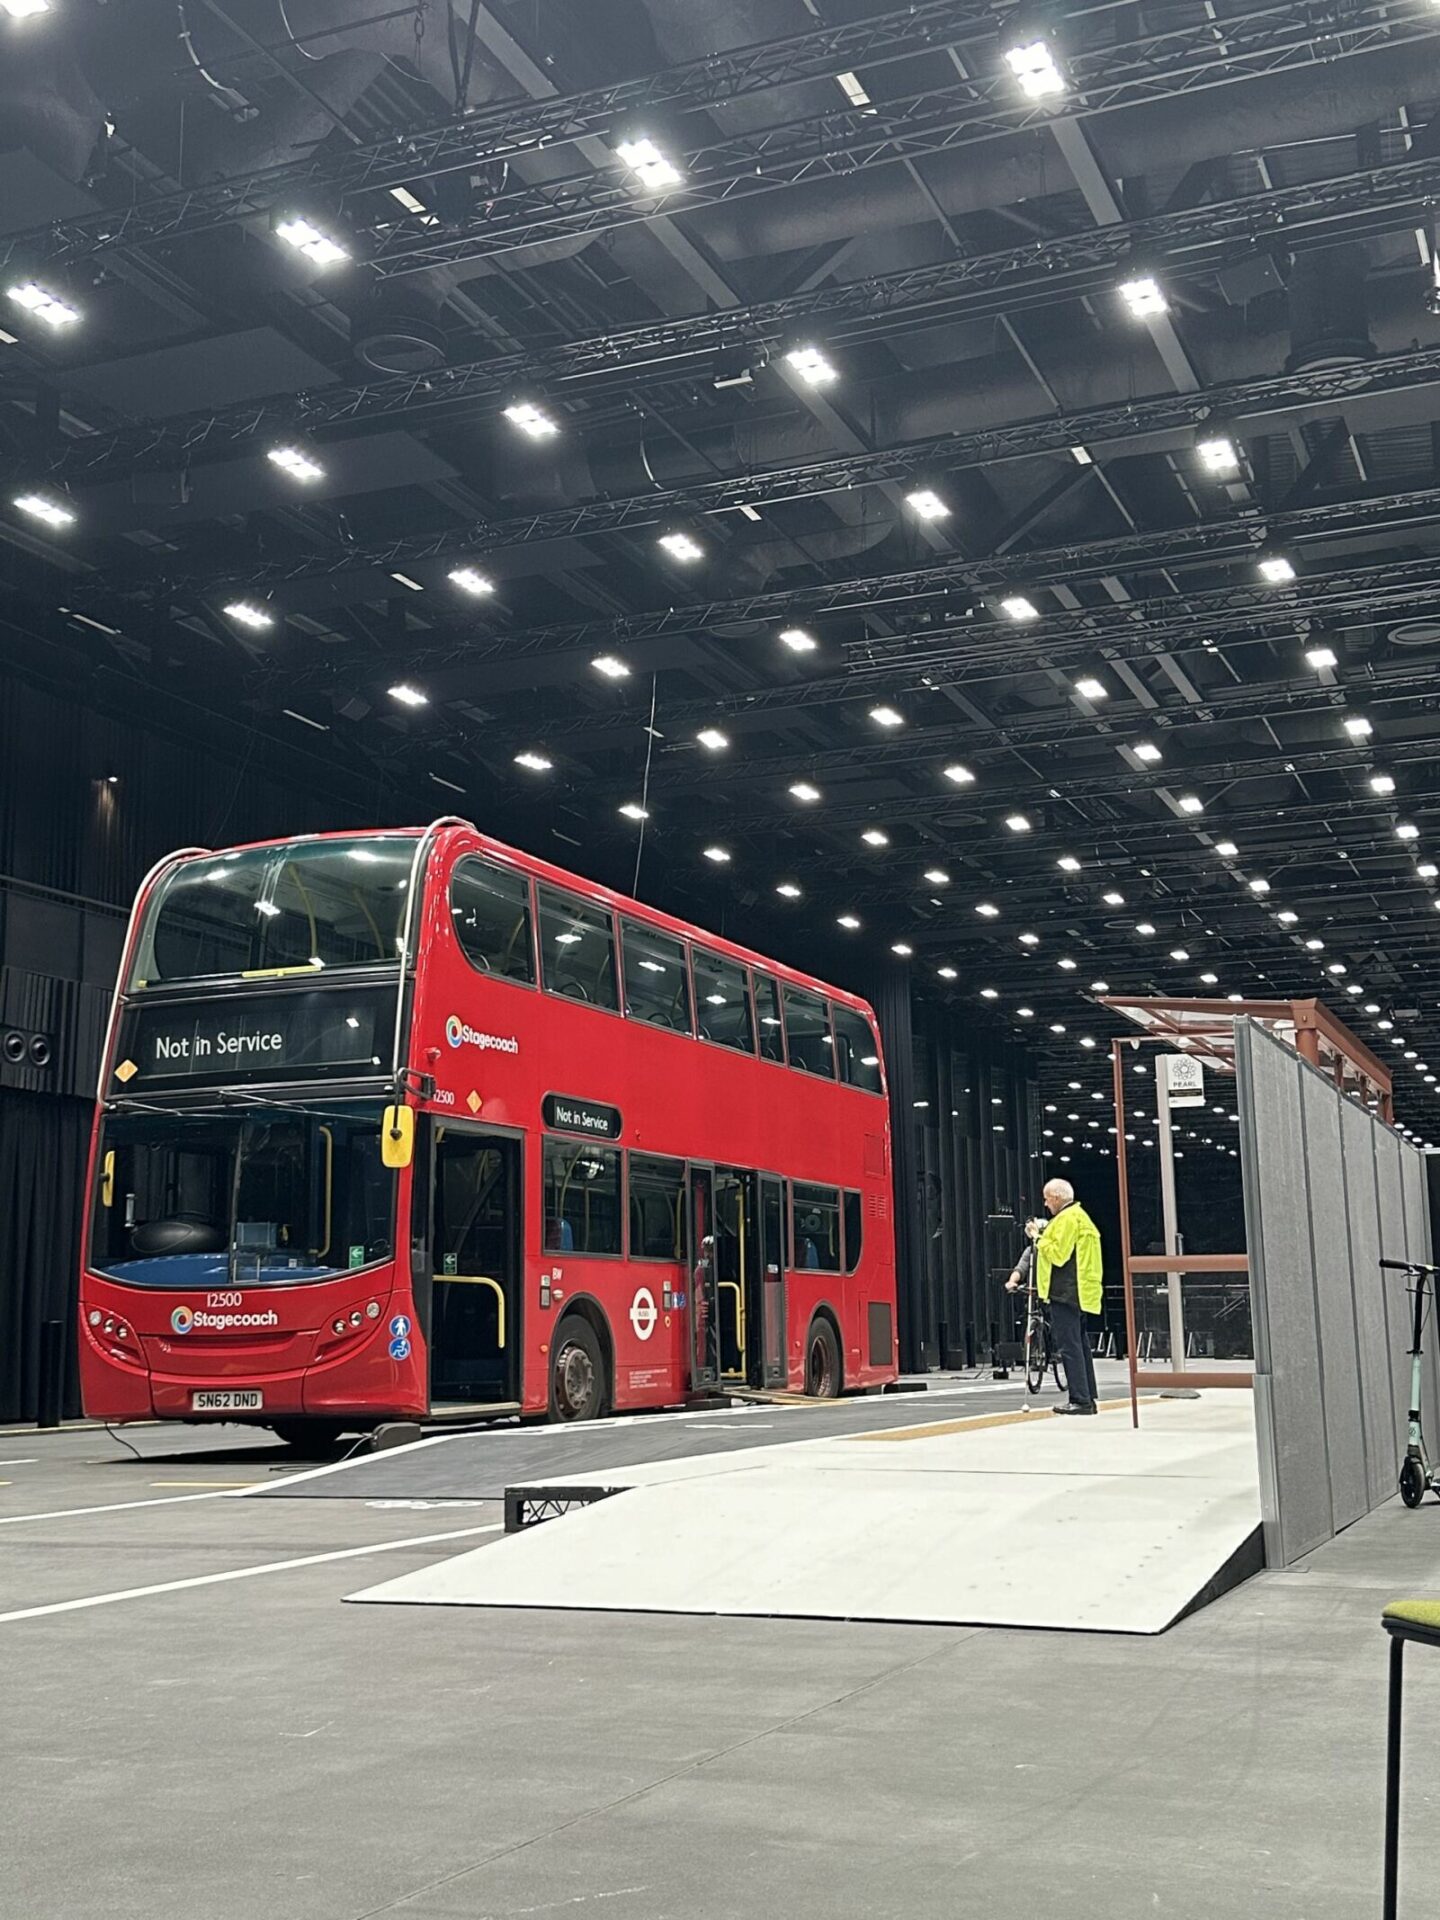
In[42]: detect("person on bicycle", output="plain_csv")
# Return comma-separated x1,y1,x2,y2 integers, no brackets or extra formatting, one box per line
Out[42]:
1029,1176,1103,1415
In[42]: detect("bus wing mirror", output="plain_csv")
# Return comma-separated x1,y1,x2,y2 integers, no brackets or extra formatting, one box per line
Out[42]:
101,1149,115,1208
381,1105,414,1170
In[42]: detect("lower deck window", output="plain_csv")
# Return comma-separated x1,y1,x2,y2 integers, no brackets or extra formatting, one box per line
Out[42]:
543,1139,621,1254
792,1181,841,1272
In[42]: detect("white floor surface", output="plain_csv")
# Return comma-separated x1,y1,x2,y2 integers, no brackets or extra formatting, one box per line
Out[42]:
349,1393,1261,1634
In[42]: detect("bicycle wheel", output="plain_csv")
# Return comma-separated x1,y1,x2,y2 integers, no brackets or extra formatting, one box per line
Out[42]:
1025,1316,1047,1395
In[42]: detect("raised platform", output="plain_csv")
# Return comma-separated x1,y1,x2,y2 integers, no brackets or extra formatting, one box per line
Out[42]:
350,1393,1262,1634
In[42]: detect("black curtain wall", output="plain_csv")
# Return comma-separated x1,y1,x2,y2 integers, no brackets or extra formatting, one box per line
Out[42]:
0,1091,91,1420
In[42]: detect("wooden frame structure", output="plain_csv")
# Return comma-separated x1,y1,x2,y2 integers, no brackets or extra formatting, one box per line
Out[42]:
1100,997,1394,1426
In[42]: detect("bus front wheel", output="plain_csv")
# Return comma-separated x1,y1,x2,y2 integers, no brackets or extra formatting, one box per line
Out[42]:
804,1317,842,1400
549,1316,608,1423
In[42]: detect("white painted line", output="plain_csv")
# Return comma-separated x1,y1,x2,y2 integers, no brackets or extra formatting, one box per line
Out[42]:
0,1486,265,1527
0,1522,503,1625
0,1459,38,1467
234,1432,458,1493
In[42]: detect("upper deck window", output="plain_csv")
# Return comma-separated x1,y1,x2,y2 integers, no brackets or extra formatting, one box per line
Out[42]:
621,920,693,1033
130,838,415,989
450,858,535,985
832,1003,883,1095
693,949,755,1054
537,885,619,1011
783,985,836,1078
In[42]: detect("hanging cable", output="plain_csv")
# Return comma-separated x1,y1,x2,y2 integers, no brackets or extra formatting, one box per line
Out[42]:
176,2,253,115
632,675,659,897
276,0,321,60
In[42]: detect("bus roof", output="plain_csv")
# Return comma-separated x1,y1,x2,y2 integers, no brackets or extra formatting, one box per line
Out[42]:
152,822,883,1027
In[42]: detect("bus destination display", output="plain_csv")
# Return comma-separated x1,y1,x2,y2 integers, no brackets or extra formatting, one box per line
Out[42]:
114,987,393,1088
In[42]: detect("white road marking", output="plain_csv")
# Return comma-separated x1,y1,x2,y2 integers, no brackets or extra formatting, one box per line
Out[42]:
0,1459,38,1467
0,1522,503,1625
0,1486,268,1527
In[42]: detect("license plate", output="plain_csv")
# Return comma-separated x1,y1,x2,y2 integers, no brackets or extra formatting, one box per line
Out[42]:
190,1390,263,1412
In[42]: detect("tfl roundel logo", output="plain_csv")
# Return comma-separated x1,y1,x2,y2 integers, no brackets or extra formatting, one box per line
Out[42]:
170,1306,194,1335
445,1014,464,1048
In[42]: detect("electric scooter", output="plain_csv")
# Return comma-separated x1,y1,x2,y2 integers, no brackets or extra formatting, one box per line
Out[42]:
1380,1257,1440,1508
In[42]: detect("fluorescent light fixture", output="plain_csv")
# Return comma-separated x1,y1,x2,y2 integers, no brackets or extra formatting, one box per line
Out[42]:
222,599,273,629
1177,793,1204,814
905,488,950,520
919,869,949,889
1419,862,1439,880
503,401,559,439
1017,1005,1035,1018
696,727,729,751
430,772,463,794
1074,676,1108,700
1057,957,1078,971
869,704,904,728
1305,937,1325,951
6,280,79,327
1004,813,1032,833
282,709,327,731
1249,876,1271,894
448,567,495,595
737,503,762,521
776,882,801,899
891,941,913,957
861,828,890,847
267,444,325,483
1214,840,1238,858
13,492,74,527
975,901,999,918
937,966,958,981
615,136,682,190
389,572,423,591
1397,822,1420,841
1196,436,1240,475
619,802,649,822
389,185,429,215
1090,981,1109,993
784,345,837,387
1343,714,1372,739
1276,909,1299,925
1132,741,1163,764
980,987,999,1000
1102,890,1125,907
1057,855,1081,872
1070,444,1092,465
788,781,821,803
942,763,975,785
836,914,861,931
1169,947,1190,962
273,215,349,267
1118,275,1167,317
703,845,731,864
514,751,552,772
592,654,630,679
1079,1036,1097,1049
1004,36,1066,99
1019,932,1040,946
1305,645,1338,669
1327,962,1347,977
1000,594,1039,622
779,627,817,653
1258,554,1296,584
1370,772,1396,794
1135,922,1156,936
1199,971,1219,987
387,683,428,708
658,531,703,563
835,70,872,108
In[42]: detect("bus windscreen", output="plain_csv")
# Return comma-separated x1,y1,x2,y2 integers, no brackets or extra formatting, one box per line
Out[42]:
91,1101,396,1288
130,837,416,988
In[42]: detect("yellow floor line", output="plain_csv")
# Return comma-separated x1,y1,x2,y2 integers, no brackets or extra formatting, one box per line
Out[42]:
854,1397,1156,1443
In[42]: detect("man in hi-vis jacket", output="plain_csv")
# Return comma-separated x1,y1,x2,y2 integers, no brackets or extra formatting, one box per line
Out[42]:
1029,1177,1103,1415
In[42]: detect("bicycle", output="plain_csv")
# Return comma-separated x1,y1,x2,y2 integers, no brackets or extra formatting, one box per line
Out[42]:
1023,1270,1067,1398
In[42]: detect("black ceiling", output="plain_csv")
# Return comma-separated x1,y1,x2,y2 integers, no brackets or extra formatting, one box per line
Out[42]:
4,0,1440,1148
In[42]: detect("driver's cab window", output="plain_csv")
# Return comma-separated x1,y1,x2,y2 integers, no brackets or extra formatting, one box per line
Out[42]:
537,886,619,1010
450,858,535,984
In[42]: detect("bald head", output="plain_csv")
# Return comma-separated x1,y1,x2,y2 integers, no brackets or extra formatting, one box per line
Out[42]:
1043,1178,1075,1213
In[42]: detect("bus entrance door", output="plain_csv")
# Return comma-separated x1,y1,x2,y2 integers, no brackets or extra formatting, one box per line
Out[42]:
427,1124,520,1407
687,1165,719,1390
758,1174,787,1390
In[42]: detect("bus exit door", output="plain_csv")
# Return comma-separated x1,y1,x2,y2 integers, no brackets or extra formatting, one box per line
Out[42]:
427,1123,520,1406
715,1169,786,1390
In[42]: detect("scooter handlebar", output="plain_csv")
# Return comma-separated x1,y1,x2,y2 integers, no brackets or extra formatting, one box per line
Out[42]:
1380,1258,1440,1274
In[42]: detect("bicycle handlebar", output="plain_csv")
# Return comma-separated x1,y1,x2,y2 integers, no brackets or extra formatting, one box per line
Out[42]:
1380,1258,1440,1274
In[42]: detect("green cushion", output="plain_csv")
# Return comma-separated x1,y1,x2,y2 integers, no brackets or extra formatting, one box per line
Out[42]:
1384,1599,1440,1633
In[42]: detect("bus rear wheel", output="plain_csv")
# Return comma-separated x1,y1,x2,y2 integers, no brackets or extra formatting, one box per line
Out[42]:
268,1419,347,1453
804,1317,842,1400
549,1316,608,1423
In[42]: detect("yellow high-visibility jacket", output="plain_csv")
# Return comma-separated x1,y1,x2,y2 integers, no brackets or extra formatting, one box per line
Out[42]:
1036,1201,1104,1315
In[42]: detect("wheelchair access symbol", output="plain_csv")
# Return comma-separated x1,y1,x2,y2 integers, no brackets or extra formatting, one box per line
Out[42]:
389,1336,412,1362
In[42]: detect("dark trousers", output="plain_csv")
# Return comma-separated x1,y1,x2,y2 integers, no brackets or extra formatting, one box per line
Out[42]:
1050,1299,1098,1407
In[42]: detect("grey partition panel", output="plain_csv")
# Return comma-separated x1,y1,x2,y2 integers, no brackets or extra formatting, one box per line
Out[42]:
1341,1096,1398,1511
1237,1023,1333,1564
1299,1068,1367,1530
1374,1140,1412,1457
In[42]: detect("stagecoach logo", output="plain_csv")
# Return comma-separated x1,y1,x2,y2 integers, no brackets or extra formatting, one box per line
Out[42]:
169,1304,280,1335
445,1015,519,1055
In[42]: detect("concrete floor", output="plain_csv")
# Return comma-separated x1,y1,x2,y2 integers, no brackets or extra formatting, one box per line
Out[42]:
2,1410,1438,1919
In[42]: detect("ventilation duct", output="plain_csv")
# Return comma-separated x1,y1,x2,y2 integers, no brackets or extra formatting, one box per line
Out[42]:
1286,246,1375,372
351,280,448,374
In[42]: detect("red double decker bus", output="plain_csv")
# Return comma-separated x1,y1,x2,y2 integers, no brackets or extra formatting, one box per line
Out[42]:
80,820,897,1443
